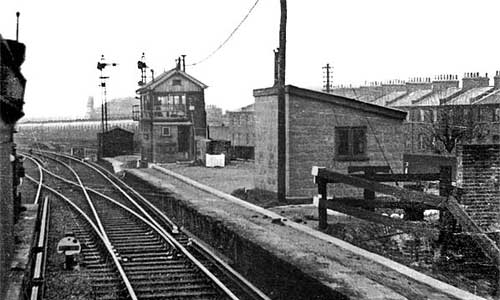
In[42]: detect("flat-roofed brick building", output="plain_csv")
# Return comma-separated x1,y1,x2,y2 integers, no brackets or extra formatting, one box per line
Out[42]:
254,85,407,199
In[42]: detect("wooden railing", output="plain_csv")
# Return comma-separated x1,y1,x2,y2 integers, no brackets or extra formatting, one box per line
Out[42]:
311,166,500,268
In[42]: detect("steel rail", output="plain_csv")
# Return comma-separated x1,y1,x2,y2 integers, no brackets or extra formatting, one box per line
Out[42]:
93,162,272,300
25,175,139,300
52,151,241,300
33,152,111,245
21,154,44,204
39,165,178,250
91,162,179,233
29,195,50,300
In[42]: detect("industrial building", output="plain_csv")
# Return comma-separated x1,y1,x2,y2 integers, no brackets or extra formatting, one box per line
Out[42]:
134,65,208,163
254,85,407,199
97,127,134,157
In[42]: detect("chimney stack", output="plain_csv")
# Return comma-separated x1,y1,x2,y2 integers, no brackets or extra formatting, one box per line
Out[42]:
432,74,459,91
406,77,432,92
462,72,489,90
181,55,186,72
381,79,406,94
175,57,179,70
494,70,500,90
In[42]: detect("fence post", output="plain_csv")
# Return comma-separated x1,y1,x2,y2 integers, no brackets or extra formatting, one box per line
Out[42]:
318,178,328,230
439,166,452,198
363,169,376,212
438,165,453,256
439,166,452,225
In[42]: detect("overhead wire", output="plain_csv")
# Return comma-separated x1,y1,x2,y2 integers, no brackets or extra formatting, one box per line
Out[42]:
188,0,260,67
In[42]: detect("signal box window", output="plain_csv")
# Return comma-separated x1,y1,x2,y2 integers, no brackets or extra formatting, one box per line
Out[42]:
335,126,368,161
162,127,171,136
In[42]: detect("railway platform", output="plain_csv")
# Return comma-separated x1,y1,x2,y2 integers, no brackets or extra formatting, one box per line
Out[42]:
103,158,487,300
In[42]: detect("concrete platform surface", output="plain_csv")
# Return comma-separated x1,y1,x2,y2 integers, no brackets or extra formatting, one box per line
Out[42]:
123,164,487,300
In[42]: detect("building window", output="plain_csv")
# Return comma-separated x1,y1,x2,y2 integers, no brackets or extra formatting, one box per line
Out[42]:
172,79,182,86
162,127,171,136
418,134,426,151
335,126,368,161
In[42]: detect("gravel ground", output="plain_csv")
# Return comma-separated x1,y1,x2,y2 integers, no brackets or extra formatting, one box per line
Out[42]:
17,176,96,300
159,160,255,194
43,196,95,300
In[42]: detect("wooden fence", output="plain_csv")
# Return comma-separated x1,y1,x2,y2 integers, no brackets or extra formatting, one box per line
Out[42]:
311,166,500,268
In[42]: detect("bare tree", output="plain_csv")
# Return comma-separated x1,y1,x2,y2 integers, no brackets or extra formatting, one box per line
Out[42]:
427,109,487,154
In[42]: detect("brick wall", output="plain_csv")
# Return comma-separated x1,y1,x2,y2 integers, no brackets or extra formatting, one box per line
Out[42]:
254,86,406,199
0,124,14,299
208,125,230,141
227,111,255,147
457,144,500,230
0,36,25,299
254,92,278,192
287,93,406,198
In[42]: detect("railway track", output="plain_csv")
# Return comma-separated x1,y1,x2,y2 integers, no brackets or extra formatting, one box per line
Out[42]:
22,150,270,300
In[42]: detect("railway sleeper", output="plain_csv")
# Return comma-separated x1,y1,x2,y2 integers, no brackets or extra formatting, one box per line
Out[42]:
110,238,163,246
123,261,192,269
122,257,187,264
114,245,170,253
81,249,101,256
123,264,195,273
106,229,155,238
121,252,177,260
134,283,215,293
122,260,191,268
132,277,209,287
104,224,148,230
106,225,147,230
128,269,203,280
137,288,220,299
108,232,159,239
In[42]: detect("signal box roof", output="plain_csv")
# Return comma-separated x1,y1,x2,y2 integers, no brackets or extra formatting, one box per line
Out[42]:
136,68,208,93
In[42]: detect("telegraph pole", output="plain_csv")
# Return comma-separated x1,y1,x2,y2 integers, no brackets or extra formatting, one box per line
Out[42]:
15,12,20,41
277,0,287,202
323,63,332,93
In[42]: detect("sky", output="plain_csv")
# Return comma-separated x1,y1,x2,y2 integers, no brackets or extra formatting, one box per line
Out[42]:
1,0,500,119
